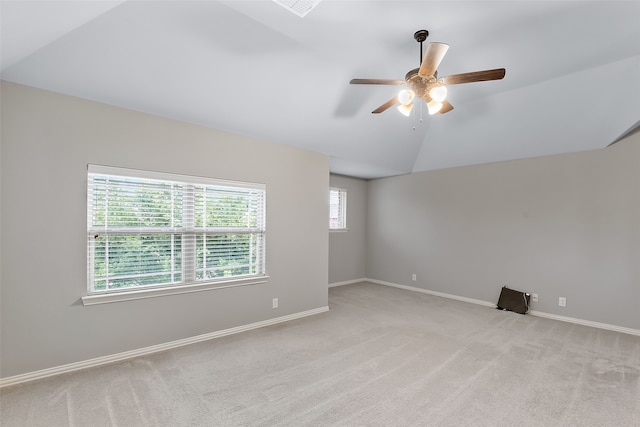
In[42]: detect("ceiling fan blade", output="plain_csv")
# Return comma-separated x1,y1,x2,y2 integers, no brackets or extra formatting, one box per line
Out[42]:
442,68,506,85
350,78,406,85
419,42,449,76
372,97,399,114
438,100,454,114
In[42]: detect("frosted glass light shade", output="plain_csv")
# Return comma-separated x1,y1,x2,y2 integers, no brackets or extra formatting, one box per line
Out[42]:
397,89,415,105
427,100,443,115
429,85,447,102
397,103,413,117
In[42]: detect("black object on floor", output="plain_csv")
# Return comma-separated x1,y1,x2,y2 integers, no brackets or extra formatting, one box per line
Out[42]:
497,286,530,314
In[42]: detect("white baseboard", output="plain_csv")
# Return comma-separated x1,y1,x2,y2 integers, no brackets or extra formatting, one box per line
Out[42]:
366,279,496,308
328,278,367,288
528,310,640,337
364,279,640,337
0,306,329,389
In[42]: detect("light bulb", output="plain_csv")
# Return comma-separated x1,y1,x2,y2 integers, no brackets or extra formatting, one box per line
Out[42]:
427,100,443,115
397,103,413,117
397,89,415,105
429,84,447,102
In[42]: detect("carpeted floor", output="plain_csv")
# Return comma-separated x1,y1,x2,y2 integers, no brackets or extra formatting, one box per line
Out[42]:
1,282,639,426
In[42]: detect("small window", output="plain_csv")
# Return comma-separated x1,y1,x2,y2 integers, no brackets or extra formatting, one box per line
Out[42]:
87,165,266,296
329,187,347,230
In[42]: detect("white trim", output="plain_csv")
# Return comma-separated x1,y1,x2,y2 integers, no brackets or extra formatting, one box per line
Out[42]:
0,306,329,388
328,278,367,288
367,279,496,308
365,278,640,337
82,276,269,305
528,310,640,337
88,164,266,190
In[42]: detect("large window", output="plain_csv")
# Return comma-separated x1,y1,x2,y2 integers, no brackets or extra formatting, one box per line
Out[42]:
86,165,266,297
329,187,347,230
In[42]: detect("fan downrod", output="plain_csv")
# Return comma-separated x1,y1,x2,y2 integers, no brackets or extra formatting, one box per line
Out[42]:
414,30,429,65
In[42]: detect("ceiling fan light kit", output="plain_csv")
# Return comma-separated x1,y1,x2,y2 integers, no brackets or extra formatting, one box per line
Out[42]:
350,29,506,117
397,89,416,116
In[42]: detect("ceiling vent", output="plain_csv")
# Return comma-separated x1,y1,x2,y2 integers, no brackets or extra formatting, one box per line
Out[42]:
272,0,321,17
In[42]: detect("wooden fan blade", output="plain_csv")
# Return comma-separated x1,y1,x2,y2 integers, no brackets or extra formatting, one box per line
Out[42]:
442,68,506,85
438,100,454,114
372,97,399,114
350,78,406,85
419,42,449,76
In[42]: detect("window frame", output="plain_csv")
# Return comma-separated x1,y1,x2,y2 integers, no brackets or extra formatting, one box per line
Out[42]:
329,187,348,231
83,165,268,306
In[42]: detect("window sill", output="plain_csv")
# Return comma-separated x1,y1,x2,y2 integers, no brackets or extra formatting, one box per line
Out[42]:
81,276,269,306
329,228,349,233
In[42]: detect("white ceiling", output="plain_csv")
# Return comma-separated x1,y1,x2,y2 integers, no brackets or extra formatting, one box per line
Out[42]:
2,0,639,179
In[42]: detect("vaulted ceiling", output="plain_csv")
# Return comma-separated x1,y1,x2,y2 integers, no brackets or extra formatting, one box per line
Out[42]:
2,1,639,179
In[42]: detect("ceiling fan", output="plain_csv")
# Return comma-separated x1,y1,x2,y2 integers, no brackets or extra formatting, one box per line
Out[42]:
350,30,506,116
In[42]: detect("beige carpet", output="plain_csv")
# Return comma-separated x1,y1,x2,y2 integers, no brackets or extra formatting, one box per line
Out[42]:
1,282,639,426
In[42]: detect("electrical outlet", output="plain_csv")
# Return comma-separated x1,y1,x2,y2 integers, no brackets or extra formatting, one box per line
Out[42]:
412,274,417,281
532,293,538,302
558,297,566,307
272,298,278,309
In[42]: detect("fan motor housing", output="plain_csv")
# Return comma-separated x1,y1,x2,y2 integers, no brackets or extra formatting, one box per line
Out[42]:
405,68,438,100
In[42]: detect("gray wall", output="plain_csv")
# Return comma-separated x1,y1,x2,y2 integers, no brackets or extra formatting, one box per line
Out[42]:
367,136,640,330
0,82,329,378
328,174,367,284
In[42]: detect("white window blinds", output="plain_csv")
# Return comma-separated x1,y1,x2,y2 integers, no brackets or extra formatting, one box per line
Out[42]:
87,165,266,294
329,187,347,229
